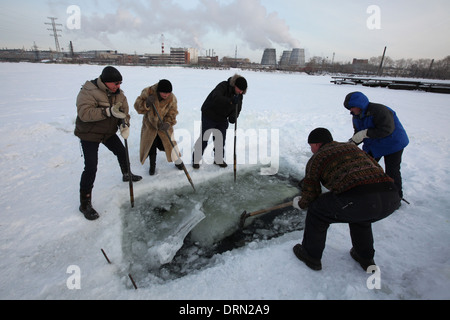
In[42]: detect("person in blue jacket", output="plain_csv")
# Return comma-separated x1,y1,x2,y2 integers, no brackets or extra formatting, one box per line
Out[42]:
344,92,409,199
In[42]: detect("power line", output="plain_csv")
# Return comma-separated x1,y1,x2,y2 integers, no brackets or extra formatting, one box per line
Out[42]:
45,17,62,52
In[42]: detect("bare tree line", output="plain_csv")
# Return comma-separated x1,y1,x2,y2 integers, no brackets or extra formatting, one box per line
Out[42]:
304,55,450,80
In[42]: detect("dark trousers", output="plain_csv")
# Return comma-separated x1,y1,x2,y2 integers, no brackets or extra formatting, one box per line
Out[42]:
149,135,164,161
193,114,229,164
302,182,400,261
375,149,404,198
79,135,127,192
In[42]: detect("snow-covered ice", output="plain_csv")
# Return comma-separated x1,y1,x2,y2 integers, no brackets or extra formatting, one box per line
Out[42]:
0,62,449,300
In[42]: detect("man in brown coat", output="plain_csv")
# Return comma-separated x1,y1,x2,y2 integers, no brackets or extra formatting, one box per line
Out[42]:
134,79,183,175
75,66,142,221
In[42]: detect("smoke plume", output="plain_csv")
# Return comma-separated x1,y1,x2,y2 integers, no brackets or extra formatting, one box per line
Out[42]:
70,0,301,51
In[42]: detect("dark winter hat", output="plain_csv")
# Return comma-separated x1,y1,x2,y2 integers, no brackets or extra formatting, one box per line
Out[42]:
308,128,333,144
235,77,248,91
157,79,173,93
100,66,122,83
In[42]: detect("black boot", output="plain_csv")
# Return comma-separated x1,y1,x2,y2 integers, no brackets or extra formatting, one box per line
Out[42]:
293,244,322,271
214,160,228,168
350,248,376,271
192,151,200,169
79,191,99,221
149,151,157,175
122,173,143,182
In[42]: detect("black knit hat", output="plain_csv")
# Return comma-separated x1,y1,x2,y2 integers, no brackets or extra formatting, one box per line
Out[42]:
100,66,122,83
157,79,173,93
235,77,248,91
308,128,333,144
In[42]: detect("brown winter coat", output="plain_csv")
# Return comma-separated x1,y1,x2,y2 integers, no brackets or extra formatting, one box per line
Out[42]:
299,141,394,209
75,78,130,143
134,84,180,164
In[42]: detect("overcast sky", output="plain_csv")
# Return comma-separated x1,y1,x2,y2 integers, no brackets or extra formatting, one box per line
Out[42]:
1,0,449,63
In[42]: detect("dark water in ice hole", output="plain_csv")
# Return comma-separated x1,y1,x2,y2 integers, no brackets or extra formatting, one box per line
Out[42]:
121,170,304,285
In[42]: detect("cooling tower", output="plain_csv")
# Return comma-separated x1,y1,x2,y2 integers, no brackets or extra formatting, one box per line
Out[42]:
261,48,277,66
280,51,292,66
288,48,305,66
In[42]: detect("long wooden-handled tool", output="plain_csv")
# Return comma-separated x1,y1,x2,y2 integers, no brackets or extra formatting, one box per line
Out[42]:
233,102,238,183
239,201,292,228
109,94,134,208
123,137,134,207
151,102,196,192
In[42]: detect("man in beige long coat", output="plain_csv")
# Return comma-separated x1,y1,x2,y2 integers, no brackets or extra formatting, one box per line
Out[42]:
134,79,182,175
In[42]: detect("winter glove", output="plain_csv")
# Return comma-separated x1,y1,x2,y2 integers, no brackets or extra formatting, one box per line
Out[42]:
119,123,130,139
105,102,126,119
146,95,156,109
159,122,171,131
292,196,301,210
111,102,126,119
350,129,368,145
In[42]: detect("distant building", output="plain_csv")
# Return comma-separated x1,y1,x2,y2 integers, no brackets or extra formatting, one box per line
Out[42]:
261,48,277,66
352,58,370,73
222,56,250,67
352,59,369,65
279,51,292,66
187,48,199,64
170,48,188,64
169,47,199,64
262,48,305,68
289,48,305,67
198,56,219,65
142,53,169,64
279,48,305,67
0,48,55,62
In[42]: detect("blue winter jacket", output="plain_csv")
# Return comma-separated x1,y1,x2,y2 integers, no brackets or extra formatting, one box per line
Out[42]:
344,92,409,159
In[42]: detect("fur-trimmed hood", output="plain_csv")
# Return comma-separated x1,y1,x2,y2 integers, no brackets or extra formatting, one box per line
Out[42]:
229,74,247,94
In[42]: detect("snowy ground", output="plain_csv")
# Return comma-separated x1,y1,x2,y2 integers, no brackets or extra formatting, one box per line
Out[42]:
0,62,449,301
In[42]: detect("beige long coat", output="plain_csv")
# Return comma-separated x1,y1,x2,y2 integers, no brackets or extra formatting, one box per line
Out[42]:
134,84,181,164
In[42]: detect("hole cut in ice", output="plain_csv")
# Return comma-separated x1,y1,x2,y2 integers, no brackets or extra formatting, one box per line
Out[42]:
121,168,303,285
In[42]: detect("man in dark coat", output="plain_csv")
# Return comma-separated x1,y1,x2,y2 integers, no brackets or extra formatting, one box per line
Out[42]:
292,128,401,271
192,74,247,168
